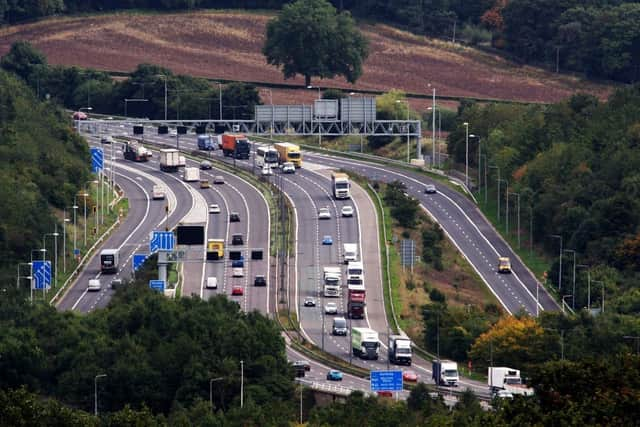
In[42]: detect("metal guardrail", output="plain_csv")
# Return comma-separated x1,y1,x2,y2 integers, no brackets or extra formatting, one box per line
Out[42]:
295,378,358,397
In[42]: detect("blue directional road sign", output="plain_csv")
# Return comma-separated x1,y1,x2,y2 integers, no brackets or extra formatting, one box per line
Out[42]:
149,280,165,292
150,231,174,253
132,253,149,272
32,260,52,290
90,147,104,173
370,370,403,392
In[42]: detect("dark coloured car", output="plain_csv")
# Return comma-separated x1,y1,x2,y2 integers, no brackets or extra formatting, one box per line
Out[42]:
293,360,311,371
229,212,240,222
231,234,243,245
254,275,267,287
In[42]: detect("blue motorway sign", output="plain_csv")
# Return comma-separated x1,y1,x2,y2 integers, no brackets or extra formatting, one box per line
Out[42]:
32,260,52,290
149,280,165,292
90,147,104,173
132,253,149,272
370,370,403,392
150,231,174,253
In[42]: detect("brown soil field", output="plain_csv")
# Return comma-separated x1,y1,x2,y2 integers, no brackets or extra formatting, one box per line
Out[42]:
0,11,613,110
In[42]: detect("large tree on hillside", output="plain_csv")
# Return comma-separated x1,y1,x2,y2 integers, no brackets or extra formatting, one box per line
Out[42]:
262,0,369,87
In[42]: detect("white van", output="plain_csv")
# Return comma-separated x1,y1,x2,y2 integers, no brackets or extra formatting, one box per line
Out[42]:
88,279,102,292
206,277,218,289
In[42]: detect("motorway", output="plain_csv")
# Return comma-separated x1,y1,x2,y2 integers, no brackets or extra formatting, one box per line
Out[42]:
69,121,557,397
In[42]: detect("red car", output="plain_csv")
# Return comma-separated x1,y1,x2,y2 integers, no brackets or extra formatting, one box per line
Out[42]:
377,391,393,397
403,370,418,382
231,285,244,296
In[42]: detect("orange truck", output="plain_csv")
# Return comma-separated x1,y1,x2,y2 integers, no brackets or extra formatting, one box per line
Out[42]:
221,134,251,159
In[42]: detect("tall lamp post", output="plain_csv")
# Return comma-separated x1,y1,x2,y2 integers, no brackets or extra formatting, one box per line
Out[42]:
94,374,107,416
43,231,59,291
428,106,441,167
307,85,322,145
463,122,469,189
30,249,46,302
209,377,223,409
508,191,521,248
155,74,168,120
489,165,500,222
499,179,509,232
63,208,72,272
550,234,563,292
563,249,576,309
395,100,410,163
577,264,590,310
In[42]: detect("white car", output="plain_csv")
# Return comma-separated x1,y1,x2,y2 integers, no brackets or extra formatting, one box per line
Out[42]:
282,162,295,174
341,206,354,217
232,267,244,278
209,204,221,214
318,207,331,220
324,302,338,314
261,165,273,176
87,279,102,292
206,277,218,289
169,129,177,136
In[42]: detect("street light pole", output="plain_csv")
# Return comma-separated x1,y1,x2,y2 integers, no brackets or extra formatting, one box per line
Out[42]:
489,165,500,222
508,192,521,247
307,85,321,145
463,122,469,189
396,100,410,163
564,249,576,309
577,264,590,310
218,83,223,120
431,86,435,163
94,374,107,416
550,234,563,292
499,179,509,233
63,209,71,273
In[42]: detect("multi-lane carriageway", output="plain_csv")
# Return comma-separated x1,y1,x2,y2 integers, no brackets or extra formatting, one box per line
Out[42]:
67,121,559,397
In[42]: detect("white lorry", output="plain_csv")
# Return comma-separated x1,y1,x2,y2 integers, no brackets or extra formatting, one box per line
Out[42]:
323,266,342,297
183,167,200,182
160,148,180,172
488,367,535,396
432,360,459,386
343,243,358,264
347,261,364,282
388,335,412,365
351,327,380,360
331,172,350,199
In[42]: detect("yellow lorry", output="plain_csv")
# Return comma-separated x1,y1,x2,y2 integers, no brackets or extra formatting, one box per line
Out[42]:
274,142,302,168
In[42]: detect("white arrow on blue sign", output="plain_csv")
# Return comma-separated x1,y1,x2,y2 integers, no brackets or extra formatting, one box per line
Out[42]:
149,231,174,253
90,147,104,173
132,253,149,272
370,370,403,392
32,260,52,290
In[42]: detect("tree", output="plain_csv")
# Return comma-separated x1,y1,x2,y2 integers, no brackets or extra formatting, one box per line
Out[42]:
263,0,369,87
0,41,47,82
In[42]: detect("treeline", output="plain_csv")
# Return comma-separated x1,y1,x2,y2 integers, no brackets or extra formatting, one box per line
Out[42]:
0,261,296,423
1,41,260,121
0,66,90,285
2,0,639,83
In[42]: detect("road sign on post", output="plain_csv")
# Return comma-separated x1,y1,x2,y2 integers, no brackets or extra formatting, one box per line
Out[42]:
90,147,104,173
370,370,403,392
32,260,52,290
149,231,174,253
149,280,165,292
132,253,149,272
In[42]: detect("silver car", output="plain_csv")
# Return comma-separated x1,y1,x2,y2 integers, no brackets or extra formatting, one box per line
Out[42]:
324,302,338,314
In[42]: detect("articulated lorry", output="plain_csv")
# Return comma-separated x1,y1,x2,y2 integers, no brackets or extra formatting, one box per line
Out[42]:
347,283,365,319
323,266,342,297
432,360,459,386
488,367,535,396
274,142,302,168
388,335,412,365
123,141,151,162
352,327,380,360
221,134,250,159
160,148,180,172
331,172,351,199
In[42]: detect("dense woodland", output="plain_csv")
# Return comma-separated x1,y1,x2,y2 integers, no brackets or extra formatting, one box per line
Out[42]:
1,0,639,82
0,68,90,285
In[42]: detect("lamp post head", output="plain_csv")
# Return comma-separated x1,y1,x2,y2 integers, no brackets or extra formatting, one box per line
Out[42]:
463,122,469,127
52,232,59,237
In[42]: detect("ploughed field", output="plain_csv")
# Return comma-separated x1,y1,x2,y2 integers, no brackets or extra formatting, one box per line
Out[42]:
0,11,612,106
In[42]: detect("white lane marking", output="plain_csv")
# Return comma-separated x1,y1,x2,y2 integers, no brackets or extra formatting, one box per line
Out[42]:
71,171,151,311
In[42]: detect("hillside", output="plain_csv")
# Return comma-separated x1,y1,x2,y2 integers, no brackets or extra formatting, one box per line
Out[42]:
0,11,612,109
